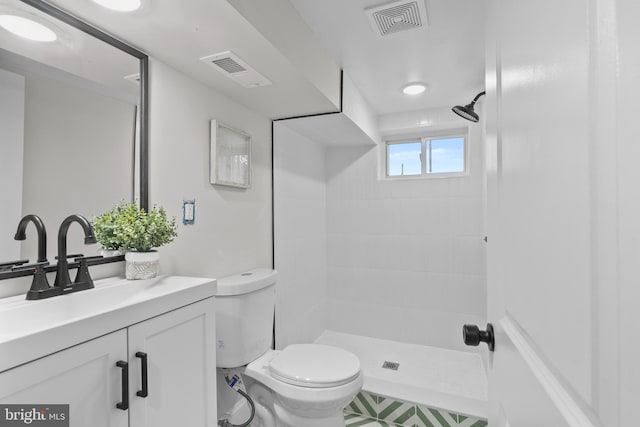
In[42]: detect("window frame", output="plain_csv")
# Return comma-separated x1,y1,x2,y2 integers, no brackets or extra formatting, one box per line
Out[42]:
386,138,424,177
384,131,469,179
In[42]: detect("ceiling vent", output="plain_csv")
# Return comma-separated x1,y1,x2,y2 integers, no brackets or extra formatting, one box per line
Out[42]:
200,51,272,88
365,0,428,38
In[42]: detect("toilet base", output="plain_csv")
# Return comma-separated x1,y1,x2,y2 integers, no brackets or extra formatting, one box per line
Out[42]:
245,378,347,427
217,367,352,427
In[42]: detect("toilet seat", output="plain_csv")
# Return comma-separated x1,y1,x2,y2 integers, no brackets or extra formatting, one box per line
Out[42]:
269,344,361,388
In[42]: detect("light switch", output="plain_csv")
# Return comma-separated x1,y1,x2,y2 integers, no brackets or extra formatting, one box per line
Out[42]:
183,199,195,225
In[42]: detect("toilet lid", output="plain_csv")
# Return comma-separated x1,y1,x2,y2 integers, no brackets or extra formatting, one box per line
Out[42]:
269,344,361,388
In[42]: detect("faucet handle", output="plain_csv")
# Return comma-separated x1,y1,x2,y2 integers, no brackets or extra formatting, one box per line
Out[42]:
26,262,62,301
72,256,102,290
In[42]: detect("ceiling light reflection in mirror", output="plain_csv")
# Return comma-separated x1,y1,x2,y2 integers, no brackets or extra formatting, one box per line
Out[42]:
0,0,139,99
0,14,56,41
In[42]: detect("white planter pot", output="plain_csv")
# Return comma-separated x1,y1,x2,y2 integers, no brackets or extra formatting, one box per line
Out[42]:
125,251,159,280
100,249,124,258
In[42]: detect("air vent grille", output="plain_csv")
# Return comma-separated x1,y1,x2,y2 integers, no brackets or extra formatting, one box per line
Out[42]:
211,57,247,74
366,0,428,37
200,51,272,88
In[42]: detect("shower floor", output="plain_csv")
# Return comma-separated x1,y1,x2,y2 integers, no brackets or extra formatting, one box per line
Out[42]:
315,330,488,419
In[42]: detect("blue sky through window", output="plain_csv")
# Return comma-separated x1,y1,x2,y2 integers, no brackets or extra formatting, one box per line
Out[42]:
428,137,464,173
387,136,465,177
388,141,421,176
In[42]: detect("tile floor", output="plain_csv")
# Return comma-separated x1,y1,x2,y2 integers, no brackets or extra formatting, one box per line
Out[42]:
344,391,488,427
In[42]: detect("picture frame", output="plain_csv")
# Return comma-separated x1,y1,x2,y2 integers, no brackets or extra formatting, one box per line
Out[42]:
210,120,251,188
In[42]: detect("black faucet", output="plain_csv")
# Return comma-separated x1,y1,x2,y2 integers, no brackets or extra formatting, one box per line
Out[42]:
53,215,97,290
14,214,47,263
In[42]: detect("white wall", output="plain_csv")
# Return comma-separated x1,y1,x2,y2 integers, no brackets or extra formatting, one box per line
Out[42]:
21,73,134,260
341,73,380,145
618,2,640,424
149,60,272,279
273,122,327,348
325,109,486,351
0,69,24,262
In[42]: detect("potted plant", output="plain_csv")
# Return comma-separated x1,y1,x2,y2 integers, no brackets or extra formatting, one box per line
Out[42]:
93,201,177,279
92,203,126,257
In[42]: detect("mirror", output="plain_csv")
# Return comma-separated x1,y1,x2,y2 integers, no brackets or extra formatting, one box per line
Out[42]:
0,0,147,273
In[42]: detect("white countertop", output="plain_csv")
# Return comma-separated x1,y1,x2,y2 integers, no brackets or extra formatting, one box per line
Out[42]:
0,275,217,373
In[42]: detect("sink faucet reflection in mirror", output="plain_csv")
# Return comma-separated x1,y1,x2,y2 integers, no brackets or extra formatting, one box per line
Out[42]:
14,214,48,264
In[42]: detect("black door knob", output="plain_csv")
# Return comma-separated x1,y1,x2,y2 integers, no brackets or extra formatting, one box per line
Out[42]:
463,323,495,352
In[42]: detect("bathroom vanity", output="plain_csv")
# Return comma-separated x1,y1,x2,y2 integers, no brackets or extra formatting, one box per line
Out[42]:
0,275,217,427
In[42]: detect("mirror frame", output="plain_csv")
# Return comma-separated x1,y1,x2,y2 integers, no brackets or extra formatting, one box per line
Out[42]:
0,0,148,280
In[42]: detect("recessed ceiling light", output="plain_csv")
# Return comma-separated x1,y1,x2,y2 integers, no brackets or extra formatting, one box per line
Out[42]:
0,15,57,42
91,0,142,12
402,83,427,95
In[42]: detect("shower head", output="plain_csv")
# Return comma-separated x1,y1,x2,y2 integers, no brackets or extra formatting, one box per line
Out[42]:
452,91,486,123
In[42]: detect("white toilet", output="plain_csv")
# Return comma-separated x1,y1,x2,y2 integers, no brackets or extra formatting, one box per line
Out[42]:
214,268,363,427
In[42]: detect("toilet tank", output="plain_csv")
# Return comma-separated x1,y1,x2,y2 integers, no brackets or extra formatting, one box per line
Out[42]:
214,268,277,368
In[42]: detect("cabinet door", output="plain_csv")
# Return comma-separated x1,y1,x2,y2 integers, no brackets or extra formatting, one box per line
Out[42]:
0,330,128,427
128,298,216,427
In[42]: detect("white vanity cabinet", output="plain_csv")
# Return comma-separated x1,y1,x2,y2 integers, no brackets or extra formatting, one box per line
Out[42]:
0,291,216,427
127,298,217,427
0,329,129,427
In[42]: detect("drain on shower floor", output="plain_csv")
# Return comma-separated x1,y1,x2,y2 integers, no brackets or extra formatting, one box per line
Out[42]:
382,361,400,370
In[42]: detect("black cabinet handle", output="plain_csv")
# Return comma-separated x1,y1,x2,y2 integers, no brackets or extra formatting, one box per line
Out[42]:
116,360,129,410
135,352,149,398
463,323,495,352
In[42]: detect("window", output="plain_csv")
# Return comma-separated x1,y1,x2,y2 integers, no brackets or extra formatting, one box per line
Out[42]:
386,134,466,178
387,140,422,176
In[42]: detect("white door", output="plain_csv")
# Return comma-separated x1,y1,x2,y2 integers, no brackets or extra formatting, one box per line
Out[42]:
483,0,639,426
127,298,217,427
0,330,129,427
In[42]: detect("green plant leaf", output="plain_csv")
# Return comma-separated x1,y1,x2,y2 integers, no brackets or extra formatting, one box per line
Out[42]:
92,201,177,252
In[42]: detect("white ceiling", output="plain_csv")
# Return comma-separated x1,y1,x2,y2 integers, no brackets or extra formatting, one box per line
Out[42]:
287,0,486,115
45,0,341,119
32,0,485,119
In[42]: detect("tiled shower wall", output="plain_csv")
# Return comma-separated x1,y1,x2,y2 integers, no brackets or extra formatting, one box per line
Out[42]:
273,123,328,348
325,115,486,351
274,109,486,352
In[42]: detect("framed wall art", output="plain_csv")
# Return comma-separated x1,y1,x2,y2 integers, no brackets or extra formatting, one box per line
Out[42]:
210,120,251,188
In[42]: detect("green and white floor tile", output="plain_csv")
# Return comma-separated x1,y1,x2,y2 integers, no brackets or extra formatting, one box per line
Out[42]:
456,414,489,427
377,395,416,426
345,412,400,427
344,392,488,427
345,390,379,419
